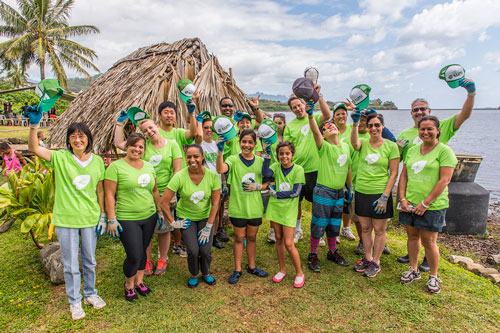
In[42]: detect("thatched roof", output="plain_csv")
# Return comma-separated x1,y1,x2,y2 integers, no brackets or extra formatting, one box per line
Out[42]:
48,38,253,150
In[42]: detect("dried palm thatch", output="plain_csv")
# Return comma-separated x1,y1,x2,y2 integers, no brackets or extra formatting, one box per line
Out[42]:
48,38,254,151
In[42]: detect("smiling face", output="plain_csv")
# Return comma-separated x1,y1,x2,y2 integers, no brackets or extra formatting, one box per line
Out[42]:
321,121,339,140
185,146,204,170
367,117,384,138
239,134,256,155
333,108,347,126
273,116,286,134
238,117,252,131
277,145,293,168
68,130,88,154
202,119,213,141
220,98,235,117
418,120,440,144
410,101,431,125
139,119,159,139
126,139,145,160
358,116,367,133
159,106,176,126
290,98,306,119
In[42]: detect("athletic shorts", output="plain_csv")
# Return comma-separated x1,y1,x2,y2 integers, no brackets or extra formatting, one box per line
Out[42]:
299,171,318,203
399,209,447,233
355,192,394,219
230,217,262,228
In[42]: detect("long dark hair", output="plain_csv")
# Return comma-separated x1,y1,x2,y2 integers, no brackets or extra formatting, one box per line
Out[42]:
66,122,93,154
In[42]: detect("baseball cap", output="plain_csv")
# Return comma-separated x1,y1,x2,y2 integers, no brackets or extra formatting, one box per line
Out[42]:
127,107,151,126
258,119,278,145
439,64,465,89
333,103,347,113
177,79,196,103
212,115,237,141
349,84,371,110
199,110,212,120
292,77,319,103
304,66,319,84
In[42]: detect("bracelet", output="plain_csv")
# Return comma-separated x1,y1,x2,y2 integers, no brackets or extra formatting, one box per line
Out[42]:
400,198,407,202
421,201,429,209
115,122,124,127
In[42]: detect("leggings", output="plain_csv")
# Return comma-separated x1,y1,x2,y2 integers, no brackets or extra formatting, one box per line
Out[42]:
119,214,157,278
181,219,213,276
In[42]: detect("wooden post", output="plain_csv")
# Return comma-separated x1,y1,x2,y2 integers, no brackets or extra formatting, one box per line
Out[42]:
229,68,233,85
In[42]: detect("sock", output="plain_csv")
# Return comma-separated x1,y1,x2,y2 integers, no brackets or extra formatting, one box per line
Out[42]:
296,219,302,232
310,237,320,254
327,237,337,252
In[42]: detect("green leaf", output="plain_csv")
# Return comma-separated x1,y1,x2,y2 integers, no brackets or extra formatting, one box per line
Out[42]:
0,198,11,208
34,214,48,238
20,214,40,234
11,208,37,216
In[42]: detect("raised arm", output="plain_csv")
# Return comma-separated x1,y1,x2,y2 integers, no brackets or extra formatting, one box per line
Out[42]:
315,84,331,123
309,113,323,150
350,121,362,151
453,79,476,130
216,137,229,174
28,127,52,161
185,96,200,141
248,95,264,125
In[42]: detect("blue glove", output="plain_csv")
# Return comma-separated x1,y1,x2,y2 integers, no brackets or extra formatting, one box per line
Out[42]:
365,109,377,116
96,213,107,237
306,100,314,116
233,110,244,122
157,210,165,231
196,113,205,123
171,218,191,229
216,138,226,152
186,99,196,114
263,141,272,155
242,177,262,191
459,78,476,96
351,111,361,123
346,185,354,204
26,105,42,126
107,217,123,238
372,194,389,214
117,110,128,123
269,185,277,197
197,223,213,245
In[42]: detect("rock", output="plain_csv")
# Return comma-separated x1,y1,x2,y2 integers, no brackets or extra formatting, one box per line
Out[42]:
39,242,60,275
39,242,65,285
485,274,500,284
448,255,474,265
461,262,484,271
470,267,498,277
487,254,500,265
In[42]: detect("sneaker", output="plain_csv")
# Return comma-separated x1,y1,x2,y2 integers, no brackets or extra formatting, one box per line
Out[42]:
228,270,243,284
69,302,85,320
173,245,188,258
354,241,365,255
188,277,199,288
427,275,441,294
213,237,225,249
135,283,152,296
124,283,138,302
307,253,320,272
294,230,303,244
144,260,154,276
202,275,216,286
336,236,341,244
154,259,168,275
293,275,305,288
354,257,369,272
340,227,356,241
363,261,381,278
83,295,106,309
419,257,430,272
216,229,229,242
296,229,304,240
400,267,421,284
272,272,286,283
319,237,326,247
267,229,276,243
397,254,410,263
246,265,268,277
326,249,349,266
383,244,391,255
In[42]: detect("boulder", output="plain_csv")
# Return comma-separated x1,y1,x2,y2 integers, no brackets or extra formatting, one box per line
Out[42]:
461,262,484,271
470,267,498,277
485,274,500,284
39,242,65,285
486,254,500,265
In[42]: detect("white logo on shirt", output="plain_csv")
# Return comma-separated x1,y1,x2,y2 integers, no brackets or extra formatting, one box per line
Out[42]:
413,137,423,145
340,137,346,142
337,154,348,167
411,160,427,174
241,173,256,184
72,175,90,190
138,174,151,187
301,124,310,136
279,182,291,192
149,155,162,167
190,191,205,204
365,153,380,165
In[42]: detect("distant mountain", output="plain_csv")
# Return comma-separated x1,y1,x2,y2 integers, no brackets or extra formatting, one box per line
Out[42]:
67,74,101,93
248,91,288,103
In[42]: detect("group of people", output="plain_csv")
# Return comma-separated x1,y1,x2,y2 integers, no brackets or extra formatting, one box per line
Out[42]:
24,76,476,320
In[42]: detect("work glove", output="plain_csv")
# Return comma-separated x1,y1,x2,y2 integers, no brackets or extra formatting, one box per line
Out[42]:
117,110,128,123
107,217,123,238
26,105,42,127
306,100,314,116
171,218,192,229
346,185,354,204
196,113,205,123
187,99,196,114
96,212,107,237
372,194,389,215
397,139,409,150
351,110,361,123
242,177,262,192
233,110,244,122
459,78,476,96
262,141,272,155
216,136,226,152
197,223,213,245
269,184,277,197
156,210,165,231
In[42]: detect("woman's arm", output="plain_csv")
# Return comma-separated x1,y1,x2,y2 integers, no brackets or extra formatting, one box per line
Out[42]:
383,157,400,197
413,166,455,216
350,122,362,151
398,164,411,212
153,181,161,209
113,123,127,151
309,114,323,150
28,127,51,161
216,149,229,174
96,181,105,213
104,180,118,218
159,188,175,224
172,158,181,176
315,84,331,123
207,189,221,224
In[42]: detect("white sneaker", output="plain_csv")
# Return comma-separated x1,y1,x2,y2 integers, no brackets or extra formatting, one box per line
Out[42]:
293,230,303,244
70,302,85,320
340,226,356,241
267,229,276,243
84,295,106,309
319,237,326,247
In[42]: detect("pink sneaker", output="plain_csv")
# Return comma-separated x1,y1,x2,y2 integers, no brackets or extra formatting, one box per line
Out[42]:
272,272,286,283
293,275,305,288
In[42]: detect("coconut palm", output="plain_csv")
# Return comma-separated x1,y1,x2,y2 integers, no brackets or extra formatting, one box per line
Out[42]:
0,0,100,89
6,61,28,87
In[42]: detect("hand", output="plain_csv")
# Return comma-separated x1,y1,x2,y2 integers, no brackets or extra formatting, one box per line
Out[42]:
346,185,354,204
365,109,377,116
242,177,262,192
248,95,260,111
413,202,428,216
196,113,205,123
313,83,321,94
351,110,361,123
269,184,277,197
107,217,123,238
306,100,314,116
96,213,107,237
459,78,476,96
397,139,409,150
117,110,128,123
156,210,165,231
186,99,196,114
26,105,42,127
233,110,244,122
192,89,203,100
400,200,412,213
372,194,389,214
262,141,272,155
197,223,213,245
216,136,226,152
171,218,191,229
343,98,356,110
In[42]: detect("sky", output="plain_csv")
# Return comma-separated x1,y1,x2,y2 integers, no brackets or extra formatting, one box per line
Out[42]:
3,0,500,108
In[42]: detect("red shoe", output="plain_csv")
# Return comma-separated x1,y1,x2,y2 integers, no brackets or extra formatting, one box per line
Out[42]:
144,260,154,276
155,259,168,275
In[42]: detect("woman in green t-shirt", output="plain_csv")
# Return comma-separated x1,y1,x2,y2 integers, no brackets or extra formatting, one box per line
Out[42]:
104,133,162,302
398,116,457,294
216,129,271,284
28,121,106,320
351,113,399,278
160,144,221,288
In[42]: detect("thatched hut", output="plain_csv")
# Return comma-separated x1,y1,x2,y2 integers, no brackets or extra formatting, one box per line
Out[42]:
48,38,254,150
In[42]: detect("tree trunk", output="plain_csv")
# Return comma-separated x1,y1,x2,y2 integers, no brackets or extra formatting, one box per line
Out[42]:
30,229,44,249
40,58,45,80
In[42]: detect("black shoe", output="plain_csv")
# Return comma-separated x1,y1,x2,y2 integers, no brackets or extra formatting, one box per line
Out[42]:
397,254,410,263
308,253,320,272
213,237,225,249
419,257,430,272
246,265,268,277
327,249,349,266
216,229,229,242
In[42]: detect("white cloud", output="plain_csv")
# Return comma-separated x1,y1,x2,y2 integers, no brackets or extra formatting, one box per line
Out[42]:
485,51,500,65
478,31,490,42
360,0,417,20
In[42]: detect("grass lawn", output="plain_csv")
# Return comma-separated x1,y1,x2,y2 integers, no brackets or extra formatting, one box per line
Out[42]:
1,201,499,332
0,126,31,141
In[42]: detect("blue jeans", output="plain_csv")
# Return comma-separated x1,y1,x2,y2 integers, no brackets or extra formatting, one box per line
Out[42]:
55,226,98,304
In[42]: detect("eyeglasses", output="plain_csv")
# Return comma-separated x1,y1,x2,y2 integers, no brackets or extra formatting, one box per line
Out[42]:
367,123,382,128
69,134,86,140
411,107,428,113
221,104,233,108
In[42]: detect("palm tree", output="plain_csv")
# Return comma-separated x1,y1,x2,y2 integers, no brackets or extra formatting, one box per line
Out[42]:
6,62,28,87
0,0,100,89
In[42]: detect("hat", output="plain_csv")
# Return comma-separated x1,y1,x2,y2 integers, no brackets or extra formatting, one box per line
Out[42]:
127,107,151,126
258,119,278,145
292,77,319,103
439,64,465,88
234,110,252,122
333,103,347,113
199,110,212,120
349,84,371,110
304,66,319,84
212,115,237,141
176,79,196,103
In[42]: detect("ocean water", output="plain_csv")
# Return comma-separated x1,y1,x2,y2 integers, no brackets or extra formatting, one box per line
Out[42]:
271,109,500,202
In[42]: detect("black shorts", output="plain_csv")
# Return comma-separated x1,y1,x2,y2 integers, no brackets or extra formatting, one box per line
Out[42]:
399,209,446,232
300,171,318,203
355,192,394,219
230,217,262,228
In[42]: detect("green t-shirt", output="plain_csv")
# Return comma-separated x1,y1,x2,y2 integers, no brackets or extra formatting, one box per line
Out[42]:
283,113,322,173
351,132,370,185
404,143,458,210
167,168,221,220
338,123,353,145
142,139,182,193
270,139,280,165
226,154,264,219
51,150,104,228
104,159,157,220
266,163,305,227
223,136,263,160
317,141,351,190
398,116,457,161
159,127,193,168
355,138,400,194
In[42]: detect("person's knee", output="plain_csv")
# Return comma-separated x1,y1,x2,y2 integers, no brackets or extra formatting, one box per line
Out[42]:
310,224,324,239
234,233,245,243
199,245,212,259
373,227,386,237
275,232,283,242
246,234,257,242
284,238,295,251
421,236,436,249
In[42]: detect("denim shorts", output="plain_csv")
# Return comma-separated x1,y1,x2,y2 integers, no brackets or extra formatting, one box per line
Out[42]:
399,209,447,232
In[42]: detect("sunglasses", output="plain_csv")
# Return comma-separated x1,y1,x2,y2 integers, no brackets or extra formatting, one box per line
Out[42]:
411,107,428,113
367,123,382,128
221,104,233,108
322,123,336,131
